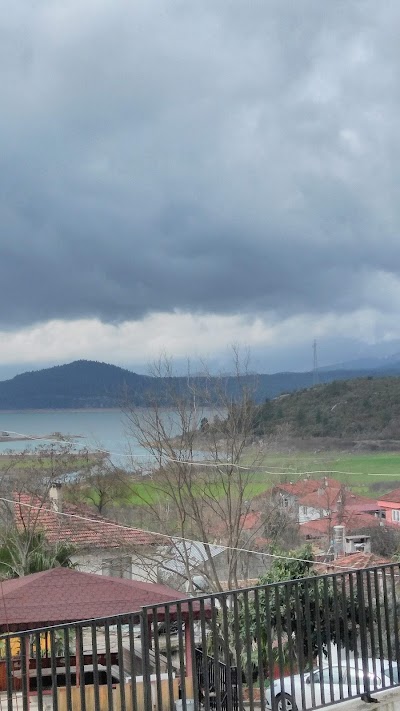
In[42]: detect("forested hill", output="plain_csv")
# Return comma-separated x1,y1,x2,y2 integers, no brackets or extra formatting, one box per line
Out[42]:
253,376,400,439
0,361,153,409
1,359,400,409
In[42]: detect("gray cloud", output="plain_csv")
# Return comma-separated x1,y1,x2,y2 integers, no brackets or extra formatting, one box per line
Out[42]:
1,0,400,328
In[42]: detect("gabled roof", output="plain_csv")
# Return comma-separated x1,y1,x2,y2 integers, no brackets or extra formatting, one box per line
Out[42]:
378,488,400,504
300,512,387,540
317,553,392,573
298,488,342,509
344,493,379,507
163,540,225,576
0,567,186,632
272,478,343,498
13,493,161,550
272,480,320,497
298,490,379,512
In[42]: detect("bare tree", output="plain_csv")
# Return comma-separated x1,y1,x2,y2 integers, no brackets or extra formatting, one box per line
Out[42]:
0,443,95,574
123,350,273,592
68,460,131,515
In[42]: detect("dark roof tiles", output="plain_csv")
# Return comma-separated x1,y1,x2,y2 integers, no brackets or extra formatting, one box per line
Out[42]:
0,567,185,631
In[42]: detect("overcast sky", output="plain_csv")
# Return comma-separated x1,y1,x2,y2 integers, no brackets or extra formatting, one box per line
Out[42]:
1,0,400,377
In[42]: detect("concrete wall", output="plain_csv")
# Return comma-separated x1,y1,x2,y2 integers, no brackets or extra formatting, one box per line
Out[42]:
298,505,324,524
338,686,400,710
70,549,160,582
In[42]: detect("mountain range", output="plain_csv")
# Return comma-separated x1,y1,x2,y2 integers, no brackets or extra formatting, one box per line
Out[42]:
1,358,400,409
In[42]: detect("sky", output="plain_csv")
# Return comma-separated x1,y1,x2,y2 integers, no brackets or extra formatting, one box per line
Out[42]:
1,0,400,378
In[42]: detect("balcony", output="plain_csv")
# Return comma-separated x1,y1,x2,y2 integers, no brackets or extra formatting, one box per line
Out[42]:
1,563,400,710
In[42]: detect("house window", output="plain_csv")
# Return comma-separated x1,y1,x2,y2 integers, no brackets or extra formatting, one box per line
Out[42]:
301,506,308,516
393,510,400,523
281,497,289,508
102,555,132,579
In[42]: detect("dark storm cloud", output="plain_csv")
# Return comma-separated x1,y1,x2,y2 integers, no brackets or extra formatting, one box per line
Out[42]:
1,0,400,327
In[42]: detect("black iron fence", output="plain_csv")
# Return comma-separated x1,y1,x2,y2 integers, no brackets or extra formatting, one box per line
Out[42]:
1,564,400,710
195,648,238,711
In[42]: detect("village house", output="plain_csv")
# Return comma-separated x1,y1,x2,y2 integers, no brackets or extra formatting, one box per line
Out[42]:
12,484,166,582
271,476,380,524
377,487,400,524
160,537,267,593
299,511,384,546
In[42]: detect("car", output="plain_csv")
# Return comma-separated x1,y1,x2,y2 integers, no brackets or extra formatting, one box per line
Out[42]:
265,658,399,710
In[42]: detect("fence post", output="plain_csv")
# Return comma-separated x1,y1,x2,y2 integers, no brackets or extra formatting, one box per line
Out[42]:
141,609,153,711
356,569,372,702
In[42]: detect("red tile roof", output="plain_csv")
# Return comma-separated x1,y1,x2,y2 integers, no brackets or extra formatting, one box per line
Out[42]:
0,567,186,631
13,493,161,550
298,490,379,512
272,480,321,496
346,501,380,513
272,478,344,498
378,488,400,504
240,511,262,531
298,488,342,509
316,553,391,573
300,512,386,539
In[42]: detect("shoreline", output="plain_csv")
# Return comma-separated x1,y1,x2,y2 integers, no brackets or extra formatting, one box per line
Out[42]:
0,433,85,443
0,408,121,414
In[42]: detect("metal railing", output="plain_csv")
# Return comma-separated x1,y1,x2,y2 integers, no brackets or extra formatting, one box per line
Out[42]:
195,648,238,711
1,563,400,710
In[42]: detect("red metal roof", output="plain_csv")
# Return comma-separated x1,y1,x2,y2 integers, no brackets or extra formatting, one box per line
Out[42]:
14,494,161,549
0,567,187,632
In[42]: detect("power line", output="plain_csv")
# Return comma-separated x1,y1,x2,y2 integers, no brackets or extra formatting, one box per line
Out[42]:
1,431,398,477
0,496,371,573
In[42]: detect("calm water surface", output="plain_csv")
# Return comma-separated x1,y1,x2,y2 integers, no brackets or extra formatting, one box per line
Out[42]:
0,409,215,466
0,410,142,466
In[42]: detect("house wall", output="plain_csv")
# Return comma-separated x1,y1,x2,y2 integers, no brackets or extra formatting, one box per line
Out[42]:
71,548,163,583
378,503,400,524
298,505,325,524
273,491,300,523
275,490,329,524
159,550,268,592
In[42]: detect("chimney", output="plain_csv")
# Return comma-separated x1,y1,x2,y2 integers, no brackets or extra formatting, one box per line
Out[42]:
49,482,62,513
333,525,345,559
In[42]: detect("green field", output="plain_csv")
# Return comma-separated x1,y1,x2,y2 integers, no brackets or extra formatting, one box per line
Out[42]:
0,452,103,471
79,450,400,508
248,451,400,496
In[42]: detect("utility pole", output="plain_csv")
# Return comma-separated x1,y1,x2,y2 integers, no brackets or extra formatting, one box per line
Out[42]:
313,339,319,386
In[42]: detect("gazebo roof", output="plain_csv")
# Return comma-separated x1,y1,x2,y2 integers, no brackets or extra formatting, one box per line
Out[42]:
0,567,189,632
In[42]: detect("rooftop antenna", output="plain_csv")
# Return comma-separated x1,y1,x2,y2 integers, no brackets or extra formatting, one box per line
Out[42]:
313,339,319,386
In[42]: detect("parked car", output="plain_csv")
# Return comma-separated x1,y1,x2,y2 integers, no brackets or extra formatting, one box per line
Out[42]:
265,659,399,710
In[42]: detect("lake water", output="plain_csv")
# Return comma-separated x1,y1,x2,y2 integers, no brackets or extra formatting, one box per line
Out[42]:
0,409,215,468
0,410,148,467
